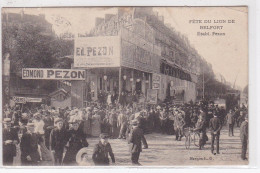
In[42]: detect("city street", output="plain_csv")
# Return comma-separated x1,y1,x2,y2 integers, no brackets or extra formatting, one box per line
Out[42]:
2,7,249,168
85,125,248,166
12,125,248,166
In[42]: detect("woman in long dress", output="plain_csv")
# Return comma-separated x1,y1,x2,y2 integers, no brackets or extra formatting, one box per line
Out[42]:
91,112,101,137
63,121,89,166
82,110,92,137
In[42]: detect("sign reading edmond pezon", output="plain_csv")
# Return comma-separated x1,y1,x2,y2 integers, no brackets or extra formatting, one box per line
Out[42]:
22,68,85,80
74,36,121,67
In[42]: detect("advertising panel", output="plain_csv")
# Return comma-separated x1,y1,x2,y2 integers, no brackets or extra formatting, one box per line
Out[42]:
22,68,85,80
146,89,158,104
74,36,121,67
152,73,161,89
12,96,42,103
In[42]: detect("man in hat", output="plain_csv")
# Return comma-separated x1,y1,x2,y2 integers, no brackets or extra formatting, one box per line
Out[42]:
117,112,128,139
20,122,41,165
92,133,115,166
108,109,118,139
209,112,222,154
3,118,19,165
159,108,168,134
240,115,248,160
226,109,235,136
128,119,148,165
193,115,207,149
49,118,68,165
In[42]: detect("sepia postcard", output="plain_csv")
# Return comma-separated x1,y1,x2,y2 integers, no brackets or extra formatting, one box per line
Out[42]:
1,6,249,167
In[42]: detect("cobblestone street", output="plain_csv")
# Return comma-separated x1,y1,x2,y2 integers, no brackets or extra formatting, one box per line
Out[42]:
84,125,248,166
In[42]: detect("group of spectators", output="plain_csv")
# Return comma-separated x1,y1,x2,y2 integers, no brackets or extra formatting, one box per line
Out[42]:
2,99,248,166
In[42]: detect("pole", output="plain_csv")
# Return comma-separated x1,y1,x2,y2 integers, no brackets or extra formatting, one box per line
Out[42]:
118,67,122,101
202,66,205,100
131,69,134,94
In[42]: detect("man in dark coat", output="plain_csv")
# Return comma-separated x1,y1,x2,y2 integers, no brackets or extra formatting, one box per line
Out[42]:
128,119,148,165
240,116,248,160
234,107,240,127
193,115,207,149
209,112,222,154
20,123,41,166
226,109,235,136
3,118,19,165
49,118,68,165
92,133,115,166
108,109,118,139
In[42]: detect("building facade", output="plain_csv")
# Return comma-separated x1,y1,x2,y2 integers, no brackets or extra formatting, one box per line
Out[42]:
71,7,202,107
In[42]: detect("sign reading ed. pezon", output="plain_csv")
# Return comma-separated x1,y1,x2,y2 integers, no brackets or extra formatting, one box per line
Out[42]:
22,68,85,80
74,36,121,68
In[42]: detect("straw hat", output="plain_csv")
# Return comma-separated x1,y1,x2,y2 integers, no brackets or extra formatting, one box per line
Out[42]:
76,147,90,164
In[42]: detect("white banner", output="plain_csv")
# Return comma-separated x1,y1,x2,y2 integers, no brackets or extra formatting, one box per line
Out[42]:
13,96,42,103
22,68,85,80
74,36,121,67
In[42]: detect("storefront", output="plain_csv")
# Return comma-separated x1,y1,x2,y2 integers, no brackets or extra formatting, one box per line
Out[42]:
70,8,199,107
71,31,160,107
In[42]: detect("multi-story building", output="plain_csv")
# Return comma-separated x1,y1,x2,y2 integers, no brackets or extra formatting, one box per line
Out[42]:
71,7,203,107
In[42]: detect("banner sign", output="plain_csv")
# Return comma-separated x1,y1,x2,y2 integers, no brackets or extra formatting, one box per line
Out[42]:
146,89,158,104
152,73,161,89
22,68,85,80
13,96,42,103
74,36,121,67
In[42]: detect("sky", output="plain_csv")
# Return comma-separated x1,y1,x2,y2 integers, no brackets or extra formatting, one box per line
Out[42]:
2,7,248,89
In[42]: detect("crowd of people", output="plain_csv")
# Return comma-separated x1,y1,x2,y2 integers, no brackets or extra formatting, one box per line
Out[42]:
2,99,249,166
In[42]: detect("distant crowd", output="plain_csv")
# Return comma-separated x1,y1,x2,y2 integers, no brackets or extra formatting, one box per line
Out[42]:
2,99,248,166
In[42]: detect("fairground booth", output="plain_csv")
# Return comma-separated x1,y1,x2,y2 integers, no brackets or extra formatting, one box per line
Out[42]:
71,7,200,108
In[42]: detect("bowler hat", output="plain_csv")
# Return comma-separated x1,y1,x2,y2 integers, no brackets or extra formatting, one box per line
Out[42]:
3,118,12,124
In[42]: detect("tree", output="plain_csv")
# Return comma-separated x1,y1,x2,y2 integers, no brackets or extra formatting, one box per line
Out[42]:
2,20,73,91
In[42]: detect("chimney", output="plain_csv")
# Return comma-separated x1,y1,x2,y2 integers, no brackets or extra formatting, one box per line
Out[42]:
95,17,104,27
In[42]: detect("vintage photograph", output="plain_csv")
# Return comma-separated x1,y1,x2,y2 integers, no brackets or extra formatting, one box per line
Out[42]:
2,7,248,166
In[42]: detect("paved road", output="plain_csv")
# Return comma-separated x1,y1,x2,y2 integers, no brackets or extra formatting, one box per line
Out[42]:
85,125,248,166
12,125,248,166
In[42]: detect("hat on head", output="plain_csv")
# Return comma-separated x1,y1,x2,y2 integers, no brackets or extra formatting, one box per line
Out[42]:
134,112,140,119
131,119,139,126
54,118,63,124
99,133,109,139
34,113,41,119
21,113,28,119
3,118,12,124
26,122,35,127
69,117,80,124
